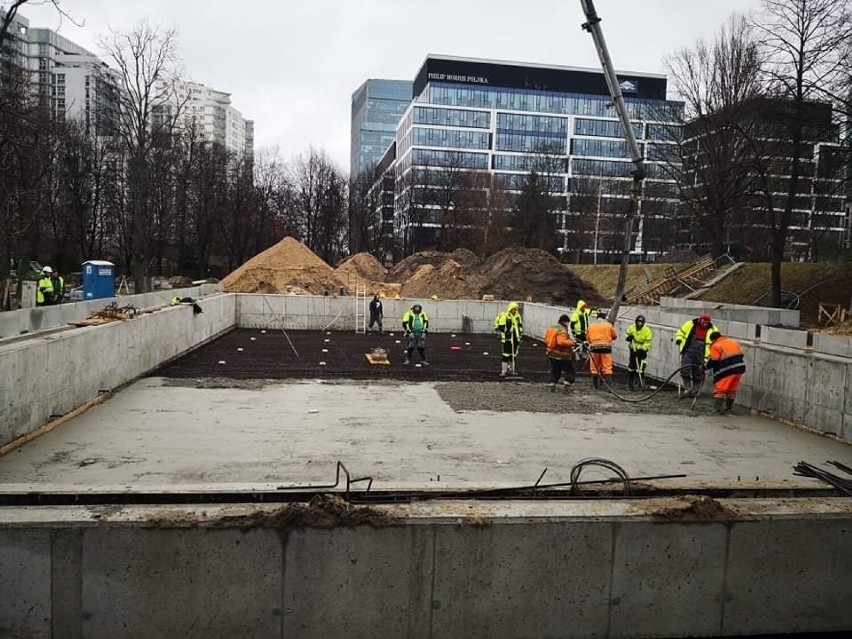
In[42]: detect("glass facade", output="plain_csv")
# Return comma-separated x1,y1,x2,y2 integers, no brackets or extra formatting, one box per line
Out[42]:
350,79,412,176
376,56,686,258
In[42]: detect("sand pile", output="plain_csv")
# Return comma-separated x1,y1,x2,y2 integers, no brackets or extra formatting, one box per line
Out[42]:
401,260,484,299
221,237,602,303
337,252,387,282
222,237,346,295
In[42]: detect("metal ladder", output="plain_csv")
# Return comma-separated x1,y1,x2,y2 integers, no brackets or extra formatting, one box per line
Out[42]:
352,273,367,334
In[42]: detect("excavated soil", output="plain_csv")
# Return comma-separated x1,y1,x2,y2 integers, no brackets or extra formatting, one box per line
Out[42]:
144,495,401,529
651,495,739,521
222,239,603,303
222,237,397,297
337,252,388,282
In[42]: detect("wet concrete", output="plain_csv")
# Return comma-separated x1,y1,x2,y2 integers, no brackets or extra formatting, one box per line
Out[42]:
0,378,849,491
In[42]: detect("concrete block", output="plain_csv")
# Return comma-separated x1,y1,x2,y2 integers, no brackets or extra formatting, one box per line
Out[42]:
610,522,727,637
0,528,52,638
81,528,282,638
814,334,852,358
724,519,852,634
429,522,612,638
282,526,432,638
726,321,750,339
763,326,806,349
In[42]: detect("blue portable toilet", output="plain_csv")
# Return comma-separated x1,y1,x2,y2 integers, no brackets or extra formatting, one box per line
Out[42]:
82,260,115,300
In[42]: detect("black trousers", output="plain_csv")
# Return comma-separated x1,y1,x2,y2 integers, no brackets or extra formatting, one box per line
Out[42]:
628,349,648,373
549,358,575,384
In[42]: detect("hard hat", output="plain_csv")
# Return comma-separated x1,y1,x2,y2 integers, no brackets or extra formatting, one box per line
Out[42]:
636,314,646,323
42,266,53,274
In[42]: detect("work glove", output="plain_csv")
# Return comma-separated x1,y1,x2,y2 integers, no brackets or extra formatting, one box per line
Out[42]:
675,339,682,347
635,349,647,357
626,335,634,343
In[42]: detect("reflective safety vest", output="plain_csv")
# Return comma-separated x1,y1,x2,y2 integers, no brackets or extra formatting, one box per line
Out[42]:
675,319,716,359
570,300,591,339
708,336,746,383
494,310,523,343
545,323,574,360
36,276,53,305
587,321,617,353
626,323,653,352
402,308,429,333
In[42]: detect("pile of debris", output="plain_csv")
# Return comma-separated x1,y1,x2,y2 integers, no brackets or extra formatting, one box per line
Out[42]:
221,237,603,304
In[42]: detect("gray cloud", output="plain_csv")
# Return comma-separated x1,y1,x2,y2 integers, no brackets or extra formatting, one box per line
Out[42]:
20,0,762,170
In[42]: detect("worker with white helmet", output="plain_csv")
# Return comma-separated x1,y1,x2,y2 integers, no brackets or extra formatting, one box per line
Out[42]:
36,266,56,306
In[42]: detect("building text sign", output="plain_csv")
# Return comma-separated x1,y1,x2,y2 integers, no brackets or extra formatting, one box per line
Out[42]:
428,72,489,85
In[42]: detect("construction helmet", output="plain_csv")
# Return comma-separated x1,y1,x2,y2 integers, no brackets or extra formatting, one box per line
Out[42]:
42,266,54,274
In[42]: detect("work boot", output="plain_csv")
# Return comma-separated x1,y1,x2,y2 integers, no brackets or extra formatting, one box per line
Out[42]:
500,362,508,377
603,375,613,391
628,372,636,391
403,357,410,366
722,398,735,414
548,382,556,393
593,375,600,389
421,360,430,366
709,397,725,414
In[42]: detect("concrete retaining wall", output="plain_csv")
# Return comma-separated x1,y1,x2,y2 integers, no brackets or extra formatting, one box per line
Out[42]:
0,293,235,447
236,294,506,334
1,500,850,638
0,284,221,339
659,296,800,327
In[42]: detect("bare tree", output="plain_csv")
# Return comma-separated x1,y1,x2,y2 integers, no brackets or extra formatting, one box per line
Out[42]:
510,143,565,252
287,147,348,264
751,0,852,304
98,22,184,291
663,14,766,257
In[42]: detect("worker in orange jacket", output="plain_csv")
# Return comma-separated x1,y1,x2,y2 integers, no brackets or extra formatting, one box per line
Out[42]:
545,314,575,392
706,331,746,414
587,311,617,389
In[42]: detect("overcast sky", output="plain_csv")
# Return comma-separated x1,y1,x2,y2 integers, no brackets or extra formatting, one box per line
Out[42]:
19,0,763,171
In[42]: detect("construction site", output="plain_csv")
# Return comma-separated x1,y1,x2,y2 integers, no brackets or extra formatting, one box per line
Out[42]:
1,236,851,638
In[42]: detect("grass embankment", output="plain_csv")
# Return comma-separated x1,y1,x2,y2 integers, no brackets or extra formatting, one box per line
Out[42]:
564,264,685,301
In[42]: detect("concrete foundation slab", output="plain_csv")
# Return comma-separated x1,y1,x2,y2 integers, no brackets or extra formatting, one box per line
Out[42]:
0,378,849,492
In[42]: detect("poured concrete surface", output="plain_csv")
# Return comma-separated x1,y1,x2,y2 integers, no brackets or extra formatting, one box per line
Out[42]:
0,377,849,491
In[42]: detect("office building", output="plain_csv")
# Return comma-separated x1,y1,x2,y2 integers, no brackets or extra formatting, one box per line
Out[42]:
372,55,683,259
679,99,848,260
350,79,412,177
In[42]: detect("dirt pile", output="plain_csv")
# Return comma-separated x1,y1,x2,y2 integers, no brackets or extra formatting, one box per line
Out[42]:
221,238,602,302
401,260,483,299
222,237,346,295
337,252,387,282
474,247,603,305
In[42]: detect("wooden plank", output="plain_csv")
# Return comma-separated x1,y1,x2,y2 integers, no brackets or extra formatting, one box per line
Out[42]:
0,392,112,457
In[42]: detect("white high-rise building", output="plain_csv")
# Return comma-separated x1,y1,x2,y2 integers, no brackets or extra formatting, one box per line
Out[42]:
12,14,120,134
158,79,253,158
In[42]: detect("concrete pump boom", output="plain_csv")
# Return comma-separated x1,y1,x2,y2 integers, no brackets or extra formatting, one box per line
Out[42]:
579,0,645,322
